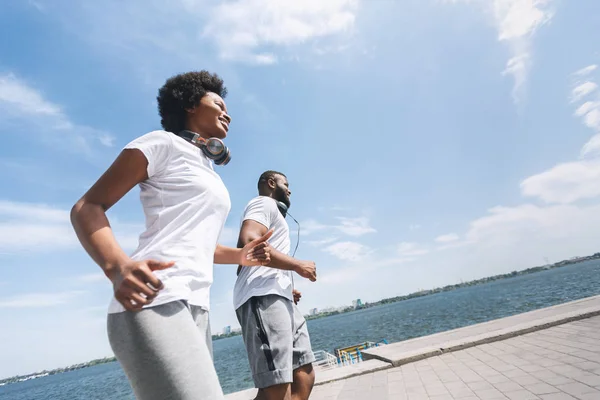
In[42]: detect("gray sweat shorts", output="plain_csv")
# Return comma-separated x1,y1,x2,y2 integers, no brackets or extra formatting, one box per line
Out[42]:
236,294,316,389
107,300,224,400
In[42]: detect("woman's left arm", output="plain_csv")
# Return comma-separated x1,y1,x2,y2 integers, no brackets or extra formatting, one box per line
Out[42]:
213,230,273,265
213,245,243,265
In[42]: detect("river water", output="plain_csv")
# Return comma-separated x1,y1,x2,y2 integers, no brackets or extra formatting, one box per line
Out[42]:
2,260,599,399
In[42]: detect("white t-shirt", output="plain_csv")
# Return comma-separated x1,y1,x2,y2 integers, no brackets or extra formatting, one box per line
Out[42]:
233,196,293,310
107,130,231,314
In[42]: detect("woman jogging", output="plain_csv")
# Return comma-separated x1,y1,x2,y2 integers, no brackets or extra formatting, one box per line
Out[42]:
71,70,272,400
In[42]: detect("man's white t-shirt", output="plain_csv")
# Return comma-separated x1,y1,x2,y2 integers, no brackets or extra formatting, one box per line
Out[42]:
107,130,231,314
233,196,293,310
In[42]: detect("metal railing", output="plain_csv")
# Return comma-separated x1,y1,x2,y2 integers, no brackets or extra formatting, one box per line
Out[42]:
313,350,338,369
315,339,389,369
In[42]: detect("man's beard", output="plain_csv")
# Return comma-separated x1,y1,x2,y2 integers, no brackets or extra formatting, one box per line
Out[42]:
275,187,291,208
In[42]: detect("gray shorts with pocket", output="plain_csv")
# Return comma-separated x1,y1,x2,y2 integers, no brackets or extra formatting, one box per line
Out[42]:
236,294,316,389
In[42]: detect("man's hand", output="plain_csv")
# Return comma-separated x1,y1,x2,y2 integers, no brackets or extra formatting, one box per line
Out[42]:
110,259,175,311
294,260,317,282
293,289,302,304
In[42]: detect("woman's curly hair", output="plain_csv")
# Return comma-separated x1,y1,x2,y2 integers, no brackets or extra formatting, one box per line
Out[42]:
157,71,228,133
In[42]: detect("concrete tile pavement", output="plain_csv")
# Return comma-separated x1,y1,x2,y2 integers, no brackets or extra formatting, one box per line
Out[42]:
309,316,600,399
226,315,600,399
362,295,600,367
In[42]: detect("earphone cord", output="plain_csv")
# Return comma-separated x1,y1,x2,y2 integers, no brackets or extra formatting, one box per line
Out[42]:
287,211,300,293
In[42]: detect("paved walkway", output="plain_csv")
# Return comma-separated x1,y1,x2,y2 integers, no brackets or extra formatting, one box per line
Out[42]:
225,296,600,399
308,316,600,399
362,295,600,367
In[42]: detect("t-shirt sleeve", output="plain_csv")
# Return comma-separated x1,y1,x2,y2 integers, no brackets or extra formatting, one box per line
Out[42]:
242,197,279,230
123,131,173,178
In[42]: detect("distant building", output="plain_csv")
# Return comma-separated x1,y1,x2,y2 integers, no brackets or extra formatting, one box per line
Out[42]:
309,308,318,316
223,325,231,335
352,299,363,309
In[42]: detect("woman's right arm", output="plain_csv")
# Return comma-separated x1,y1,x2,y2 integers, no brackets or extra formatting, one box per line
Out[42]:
70,148,173,311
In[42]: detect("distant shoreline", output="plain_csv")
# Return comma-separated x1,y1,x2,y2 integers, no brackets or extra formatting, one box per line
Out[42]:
303,253,600,320
0,357,117,387
212,252,600,338
2,253,598,385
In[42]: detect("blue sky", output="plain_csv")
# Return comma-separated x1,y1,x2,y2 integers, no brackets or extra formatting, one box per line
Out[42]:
1,0,600,378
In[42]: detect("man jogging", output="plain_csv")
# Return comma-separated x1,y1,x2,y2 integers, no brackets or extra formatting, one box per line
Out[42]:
234,170,317,400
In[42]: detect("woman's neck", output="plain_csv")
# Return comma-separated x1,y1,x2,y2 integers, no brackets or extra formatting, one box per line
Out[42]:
183,125,210,139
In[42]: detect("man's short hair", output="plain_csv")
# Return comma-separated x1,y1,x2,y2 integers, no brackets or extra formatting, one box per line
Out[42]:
258,170,286,190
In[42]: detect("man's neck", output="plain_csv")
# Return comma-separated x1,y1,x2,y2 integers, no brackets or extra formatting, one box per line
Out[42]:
259,193,276,200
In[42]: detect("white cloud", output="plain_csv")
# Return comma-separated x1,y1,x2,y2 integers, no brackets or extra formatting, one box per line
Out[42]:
435,233,459,243
570,82,598,103
502,54,530,103
0,74,62,116
317,256,415,285
323,241,372,261
98,134,116,147
0,73,114,154
203,0,358,64
581,134,600,159
334,217,376,236
58,0,358,69
330,205,352,212
575,100,600,117
450,0,554,103
574,101,600,131
497,0,554,103
465,204,554,244
520,160,600,204
302,219,329,235
409,224,421,231
0,291,85,308
435,201,600,263
397,242,429,256
436,239,473,251
305,237,338,247
493,0,552,41
0,200,141,254
519,65,600,204
318,266,366,285
302,216,376,237
462,203,600,255
573,64,598,77
288,104,600,314
0,223,76,253
506,69,600,216
571,67,600,131
299,200,600,316
572,72,600,157
370,256,417,268
289,63,600,317
0,200,74,252
0,200,68,222
317,205,352,212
